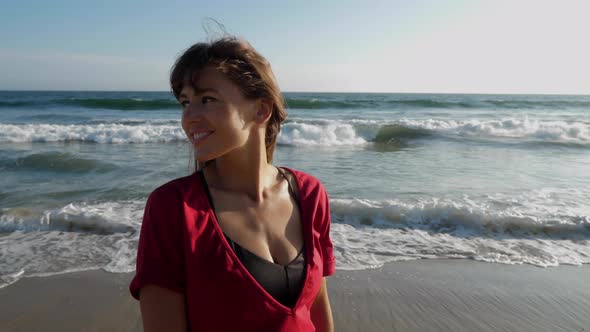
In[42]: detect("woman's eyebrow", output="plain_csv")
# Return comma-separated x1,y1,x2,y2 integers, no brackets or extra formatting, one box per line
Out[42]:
179,88,219,99
193,87,219,95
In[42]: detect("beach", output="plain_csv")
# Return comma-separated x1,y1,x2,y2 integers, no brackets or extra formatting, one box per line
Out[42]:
1,259,589,331
2,92,590,330
3,1,590,329
2,92,590,286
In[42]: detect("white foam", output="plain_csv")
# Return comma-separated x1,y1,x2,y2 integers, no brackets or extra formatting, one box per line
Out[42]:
278,122,368,146
0,201,142,233
0,123,186,143
283,117,590,146
2,189,589,288
0,270,24,290
3,117,587,146
0,201,145,288
399,117,590,143
329,189,590,270
331,222,590,270
286,117,384,125
335,188,590,234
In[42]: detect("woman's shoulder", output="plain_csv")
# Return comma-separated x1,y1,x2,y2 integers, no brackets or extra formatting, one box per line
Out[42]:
279,166,327,197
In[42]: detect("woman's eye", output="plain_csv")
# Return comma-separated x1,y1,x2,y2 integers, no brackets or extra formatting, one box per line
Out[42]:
201,96,215,104
179,96,215,108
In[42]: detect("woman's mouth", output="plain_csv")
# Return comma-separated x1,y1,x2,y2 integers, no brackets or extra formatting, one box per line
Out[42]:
190,131,214,144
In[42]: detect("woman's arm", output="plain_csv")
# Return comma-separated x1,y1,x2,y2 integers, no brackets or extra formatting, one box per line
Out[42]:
310,277,334,332
140,285,187,332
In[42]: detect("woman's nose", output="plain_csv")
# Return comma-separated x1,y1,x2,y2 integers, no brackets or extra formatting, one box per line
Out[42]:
183,101,202,117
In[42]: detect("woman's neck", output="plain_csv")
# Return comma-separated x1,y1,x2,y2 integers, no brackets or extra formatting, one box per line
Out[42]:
203,148,278,203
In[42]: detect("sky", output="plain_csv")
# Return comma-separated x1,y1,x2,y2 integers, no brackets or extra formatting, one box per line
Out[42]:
1,0,589,94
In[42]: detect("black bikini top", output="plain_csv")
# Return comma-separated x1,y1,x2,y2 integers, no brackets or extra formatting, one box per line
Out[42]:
198,167,306,308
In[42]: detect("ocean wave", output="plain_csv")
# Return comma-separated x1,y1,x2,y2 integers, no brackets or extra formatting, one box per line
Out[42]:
285,98,367,109
0,98,180,111
0,201,144,288
373,124,432,142
281,118,590,147
13,113,93,123
284,96,590,110
1,190,589,287
279,119,433,147
278,122,369,146
483,99,590,109
330,193,590,237
0,100,38,108
4,96,432,111
398,118,590,144
329,190,590,269
284,97,475,110
56,98,180,110
0,202,138,234
2,118,588,147
1,151,118,173
85,119,180,126
3,95,590,111
0,123,186,143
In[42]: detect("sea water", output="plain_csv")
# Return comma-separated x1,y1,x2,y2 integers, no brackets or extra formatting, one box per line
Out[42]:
1,91,589,288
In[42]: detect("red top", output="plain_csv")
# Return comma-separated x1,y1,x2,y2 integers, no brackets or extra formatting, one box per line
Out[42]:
129,167,336,331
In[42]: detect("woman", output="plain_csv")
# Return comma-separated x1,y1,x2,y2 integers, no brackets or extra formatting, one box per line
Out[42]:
129,36,336,332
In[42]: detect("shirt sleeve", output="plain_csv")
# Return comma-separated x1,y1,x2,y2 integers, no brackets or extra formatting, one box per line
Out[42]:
129,186,185,300
318,183,336,277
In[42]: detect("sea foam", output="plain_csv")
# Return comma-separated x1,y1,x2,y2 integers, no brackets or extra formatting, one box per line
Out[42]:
1,188,589,288
0,123,186,143
2,118,588,146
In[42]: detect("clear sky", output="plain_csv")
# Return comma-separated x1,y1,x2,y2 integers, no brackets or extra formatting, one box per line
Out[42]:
1,0,589,94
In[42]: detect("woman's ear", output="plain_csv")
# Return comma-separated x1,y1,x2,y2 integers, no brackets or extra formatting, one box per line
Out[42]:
255,98,273,124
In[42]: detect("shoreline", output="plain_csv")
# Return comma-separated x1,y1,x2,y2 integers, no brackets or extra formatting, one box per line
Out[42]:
1,259,589,331
329,259,590,331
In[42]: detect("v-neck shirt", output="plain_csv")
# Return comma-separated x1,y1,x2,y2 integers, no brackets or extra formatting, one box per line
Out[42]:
129,167,336,332
198,167,307,308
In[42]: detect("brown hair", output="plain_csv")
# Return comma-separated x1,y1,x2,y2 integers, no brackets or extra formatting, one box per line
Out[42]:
170,36,286,165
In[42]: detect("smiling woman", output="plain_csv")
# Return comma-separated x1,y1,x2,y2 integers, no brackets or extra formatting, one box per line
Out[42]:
178,67,264,166
170,38,287,170
129,36,336,332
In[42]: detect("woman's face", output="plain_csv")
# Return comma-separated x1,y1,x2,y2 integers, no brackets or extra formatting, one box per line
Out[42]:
178,67,259,162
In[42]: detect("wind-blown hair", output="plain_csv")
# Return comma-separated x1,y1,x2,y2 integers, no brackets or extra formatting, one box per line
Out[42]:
170,37,286,167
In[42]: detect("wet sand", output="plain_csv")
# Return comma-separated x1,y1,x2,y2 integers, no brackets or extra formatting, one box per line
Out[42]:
1,259,589,331
329,259,590,332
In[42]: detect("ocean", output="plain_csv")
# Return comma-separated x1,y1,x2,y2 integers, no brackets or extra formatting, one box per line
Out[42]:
1,90,589,289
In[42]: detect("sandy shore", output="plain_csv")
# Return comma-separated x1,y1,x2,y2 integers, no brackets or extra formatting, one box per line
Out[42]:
0,270,142,332
329,259,590,332
1,259,589,331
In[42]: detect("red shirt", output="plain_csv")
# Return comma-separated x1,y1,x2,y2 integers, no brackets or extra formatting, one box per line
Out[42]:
129,167,335,331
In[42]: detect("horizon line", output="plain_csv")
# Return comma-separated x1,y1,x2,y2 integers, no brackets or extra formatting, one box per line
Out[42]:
1,89,589,97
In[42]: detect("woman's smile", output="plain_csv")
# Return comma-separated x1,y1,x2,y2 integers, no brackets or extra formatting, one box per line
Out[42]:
189,130,214,145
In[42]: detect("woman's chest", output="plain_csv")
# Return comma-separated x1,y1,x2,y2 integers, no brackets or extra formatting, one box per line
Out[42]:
214,194,304,266
182,210,325,313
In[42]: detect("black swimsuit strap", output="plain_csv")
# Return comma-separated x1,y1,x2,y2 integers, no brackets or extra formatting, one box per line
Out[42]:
277,167,299,202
